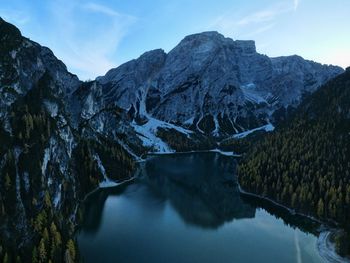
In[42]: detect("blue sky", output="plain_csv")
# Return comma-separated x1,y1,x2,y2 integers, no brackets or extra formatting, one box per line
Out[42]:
1,0,349,80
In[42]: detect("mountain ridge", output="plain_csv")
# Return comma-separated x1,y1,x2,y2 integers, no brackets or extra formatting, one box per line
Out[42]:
90,30,343,150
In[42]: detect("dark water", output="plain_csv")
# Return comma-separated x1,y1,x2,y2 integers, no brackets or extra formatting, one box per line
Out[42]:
77,153,325,263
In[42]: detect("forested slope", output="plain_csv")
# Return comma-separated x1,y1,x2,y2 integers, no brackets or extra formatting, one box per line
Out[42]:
238,68,350,254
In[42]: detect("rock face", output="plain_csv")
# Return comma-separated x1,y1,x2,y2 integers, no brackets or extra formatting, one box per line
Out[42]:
0,18,80,96
0,17,135,256
96,31,343,135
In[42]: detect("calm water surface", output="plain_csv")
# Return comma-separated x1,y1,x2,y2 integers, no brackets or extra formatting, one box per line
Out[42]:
77,153,325,263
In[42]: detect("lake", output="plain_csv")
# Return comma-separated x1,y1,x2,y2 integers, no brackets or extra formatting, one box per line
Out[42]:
77,153,325,263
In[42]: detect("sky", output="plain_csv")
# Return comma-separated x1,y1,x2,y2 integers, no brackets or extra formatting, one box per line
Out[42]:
1,0,349,80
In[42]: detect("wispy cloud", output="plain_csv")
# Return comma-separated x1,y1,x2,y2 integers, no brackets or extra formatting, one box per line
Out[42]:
241,23,276,38
207,2,295,39
83,2,123,17
237,9,279,26
44,1,137,80
294,0,300,11
238,0,303,25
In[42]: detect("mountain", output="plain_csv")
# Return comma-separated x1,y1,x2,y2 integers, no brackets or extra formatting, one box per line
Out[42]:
79,31,343,152
238,68,350,255
0,17,345,261
94,31,342,140
0,17,135,262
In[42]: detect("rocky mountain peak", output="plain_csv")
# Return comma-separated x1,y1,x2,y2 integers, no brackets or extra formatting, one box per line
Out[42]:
89,29,343,139
0,17,21,38
179,31,229,47
0,17,23,54
171,31,256,56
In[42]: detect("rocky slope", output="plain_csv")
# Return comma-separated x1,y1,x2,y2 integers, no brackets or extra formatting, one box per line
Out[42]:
0,17,135,262
94,31,343,142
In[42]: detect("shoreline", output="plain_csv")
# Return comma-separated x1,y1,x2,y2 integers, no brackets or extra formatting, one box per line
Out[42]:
81,175,137,203
73,175,138,226
317,230,350,263
148,148,241,157
238,185,350,263
77,151,350,262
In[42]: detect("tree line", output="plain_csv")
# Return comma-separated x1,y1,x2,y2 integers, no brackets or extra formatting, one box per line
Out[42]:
238,70,350,255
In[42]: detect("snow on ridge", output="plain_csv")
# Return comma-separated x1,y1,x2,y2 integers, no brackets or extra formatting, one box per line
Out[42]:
132,115,194,153
93,153,119,188
184,117,194,125
10,50,17,59
94,151,136,188
100,176,135,189
240,83,268,104
209,148,241,157
81,93,96,119
196,116,205,134
132,118,174,153
41,148,50,176
115,138,141,161
148,117,193,136
149,149,240,157
53,184,62,208
43,100,58,118
93,153,108,180
232,123,275,139
99,180,118,188
131,81,193,153
58,126,75,158
212,115,220,137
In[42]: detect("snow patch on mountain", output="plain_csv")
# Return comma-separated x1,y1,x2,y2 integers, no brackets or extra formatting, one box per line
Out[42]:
132,119,173,153
44,100,58,117
58,126,75,158
209,148,240,157
184,117,195,126
93,153,119,188
241,83,269,104
81,93,98,119
212,115,220,137
41,148,50,176
232,123,275,139
53,184,62,208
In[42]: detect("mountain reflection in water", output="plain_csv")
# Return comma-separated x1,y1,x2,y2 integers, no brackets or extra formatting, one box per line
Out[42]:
78,153,324,263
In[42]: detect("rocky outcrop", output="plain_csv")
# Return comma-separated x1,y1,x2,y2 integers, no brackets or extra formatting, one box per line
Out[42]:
0,18,80,96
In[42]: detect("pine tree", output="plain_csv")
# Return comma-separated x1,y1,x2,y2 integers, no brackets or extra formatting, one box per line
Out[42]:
66,239,76,262
4,173,11,191
44,191,51,209
3,252,9,263
32,246,38,263
38,238,47,263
